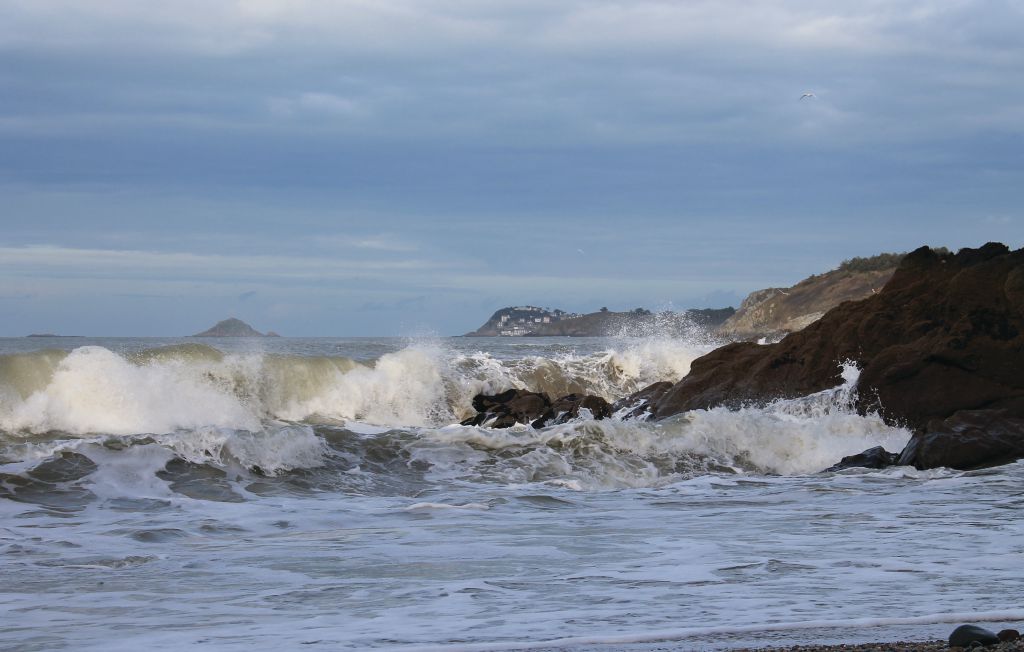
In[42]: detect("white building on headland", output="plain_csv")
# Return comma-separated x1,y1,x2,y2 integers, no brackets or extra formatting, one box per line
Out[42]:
493,306,570,336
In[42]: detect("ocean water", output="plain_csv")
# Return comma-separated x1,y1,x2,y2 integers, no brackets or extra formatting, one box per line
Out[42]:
2,336,1022,651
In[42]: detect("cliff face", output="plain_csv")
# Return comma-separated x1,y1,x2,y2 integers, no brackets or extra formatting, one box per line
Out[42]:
648,243,1024,436
717,255,902,340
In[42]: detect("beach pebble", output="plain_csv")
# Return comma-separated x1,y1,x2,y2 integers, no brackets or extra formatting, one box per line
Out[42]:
950,625,1000,648
998,630,1021,643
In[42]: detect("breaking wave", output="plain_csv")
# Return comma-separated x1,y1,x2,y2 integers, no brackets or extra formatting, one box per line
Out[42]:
0,339,706,435
0,342,912,498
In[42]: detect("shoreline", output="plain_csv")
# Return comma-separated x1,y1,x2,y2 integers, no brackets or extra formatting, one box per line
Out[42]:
732,641,1024,652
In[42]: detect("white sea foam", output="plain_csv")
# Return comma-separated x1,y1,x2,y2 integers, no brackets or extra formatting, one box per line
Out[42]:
0,344,910,489
401,364,910,487
152,424,328,475
1,346,260,435
0,338,710,437
403,502,490,511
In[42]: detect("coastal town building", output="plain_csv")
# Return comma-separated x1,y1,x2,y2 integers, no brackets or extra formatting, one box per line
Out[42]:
488,306,581,336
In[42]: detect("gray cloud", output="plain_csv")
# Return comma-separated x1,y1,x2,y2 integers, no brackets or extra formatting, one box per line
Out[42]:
1,1,1021,335
3,1,1022,147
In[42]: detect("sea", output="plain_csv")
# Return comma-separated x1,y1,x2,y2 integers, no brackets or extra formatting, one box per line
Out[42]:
2,336,1022,651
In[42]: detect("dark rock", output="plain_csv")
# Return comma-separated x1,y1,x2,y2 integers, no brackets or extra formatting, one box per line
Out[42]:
611,381,675,419
949,624,1000,647
531,394,613,428
647,244,1024,470
463,390,613,429
823,446,900,472
899,409,1024,470
471,388,519,413
461,390,551,428
997,630,1020,642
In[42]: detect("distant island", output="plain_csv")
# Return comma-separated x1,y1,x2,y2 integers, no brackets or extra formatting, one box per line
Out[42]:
192,318,281,337
26,333,84,338
464,306,735,337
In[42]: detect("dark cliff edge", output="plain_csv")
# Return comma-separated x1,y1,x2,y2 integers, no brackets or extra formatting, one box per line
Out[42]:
637,243,1024,471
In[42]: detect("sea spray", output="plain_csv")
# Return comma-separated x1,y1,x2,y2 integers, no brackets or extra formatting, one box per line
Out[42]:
1,346,261,435
0,341,909,489
0,337,710,435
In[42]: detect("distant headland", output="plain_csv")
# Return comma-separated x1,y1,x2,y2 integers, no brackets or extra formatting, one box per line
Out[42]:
466,251,906,340
464,306,735,337
192,318,281,338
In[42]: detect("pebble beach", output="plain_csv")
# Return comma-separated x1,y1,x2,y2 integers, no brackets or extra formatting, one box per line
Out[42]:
736,641,1024,652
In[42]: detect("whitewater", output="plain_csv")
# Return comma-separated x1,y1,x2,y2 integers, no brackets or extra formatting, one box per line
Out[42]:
2,336,1022,651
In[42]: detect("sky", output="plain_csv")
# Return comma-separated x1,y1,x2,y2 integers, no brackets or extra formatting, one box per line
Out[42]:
1,0,1022,336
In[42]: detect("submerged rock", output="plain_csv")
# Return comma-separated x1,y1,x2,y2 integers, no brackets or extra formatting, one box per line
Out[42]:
461,389,552,428
649,243,1024,471
949,624,1000,647
611,381,675,419
531,393,613,428
461,389,612,429
823,446,900,472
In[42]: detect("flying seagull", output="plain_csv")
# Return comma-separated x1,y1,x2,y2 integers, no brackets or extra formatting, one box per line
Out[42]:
800,92,816,100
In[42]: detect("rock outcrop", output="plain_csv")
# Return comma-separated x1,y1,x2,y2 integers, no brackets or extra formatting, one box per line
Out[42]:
460,389,612,429
647,243,1024,470
717,253,902,340
611,381,675,419
898,410,1024,471
193,318,276,337
823,446,901,472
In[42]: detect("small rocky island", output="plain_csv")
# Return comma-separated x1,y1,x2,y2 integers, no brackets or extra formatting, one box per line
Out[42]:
192,318,280,338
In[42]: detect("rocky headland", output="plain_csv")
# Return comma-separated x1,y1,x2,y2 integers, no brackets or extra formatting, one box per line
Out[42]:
716,252,904,341
465,306,734,337
192,318,281,337
462,244,1024,472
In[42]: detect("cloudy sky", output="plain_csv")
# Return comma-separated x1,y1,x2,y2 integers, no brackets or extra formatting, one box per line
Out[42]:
1,0,1022,336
